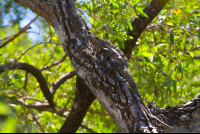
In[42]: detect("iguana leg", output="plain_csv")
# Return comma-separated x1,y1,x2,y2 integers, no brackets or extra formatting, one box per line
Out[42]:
100,48,113,60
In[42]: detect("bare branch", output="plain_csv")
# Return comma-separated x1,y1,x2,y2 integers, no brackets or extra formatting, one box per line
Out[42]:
40,53,67,71
43,44,58,67
50,71,76,95
6,91,47,103
23,71,28,90
192,47,200,51
0,16,38,49
0,62,55,110
80,125,96,133
31,114,45,133
146,23,191,34
58,95,73,114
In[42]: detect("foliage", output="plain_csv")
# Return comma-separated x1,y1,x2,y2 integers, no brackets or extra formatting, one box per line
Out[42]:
0,0,199,133
77,0,200,107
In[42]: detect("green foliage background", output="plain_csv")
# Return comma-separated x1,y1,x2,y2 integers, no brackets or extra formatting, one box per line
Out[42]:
0,0,200,133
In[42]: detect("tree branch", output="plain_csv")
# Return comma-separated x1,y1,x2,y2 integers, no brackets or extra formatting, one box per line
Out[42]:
123,0,170,59
40,53,68,71
0,62,55,110
50,71,76,95
59,76,96,133
0,16,38,49
80,124,96,133
31,114,45,133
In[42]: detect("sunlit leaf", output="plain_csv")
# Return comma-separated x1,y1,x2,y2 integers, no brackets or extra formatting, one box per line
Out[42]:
135,7,149,18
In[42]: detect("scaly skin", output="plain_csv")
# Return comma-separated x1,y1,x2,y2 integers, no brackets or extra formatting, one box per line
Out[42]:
88,35,141,99
88,35,172,128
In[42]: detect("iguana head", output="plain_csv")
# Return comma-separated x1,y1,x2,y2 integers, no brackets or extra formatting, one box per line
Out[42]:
88,36,104,44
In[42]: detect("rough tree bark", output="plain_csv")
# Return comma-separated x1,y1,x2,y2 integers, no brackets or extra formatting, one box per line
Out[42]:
59,76,96,133
12,0,200,133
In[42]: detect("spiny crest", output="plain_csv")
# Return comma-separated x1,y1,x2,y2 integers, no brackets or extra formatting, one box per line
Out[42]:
104,39,129,68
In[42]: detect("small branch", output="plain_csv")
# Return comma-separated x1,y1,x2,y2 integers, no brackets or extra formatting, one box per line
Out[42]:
23,72,28,90
50,71,76,95
16,42,42,61
0,16,39,49
80,125,96,133
31,114,45,133
192,47,200,51
40,53,67,71
58,95,72,114
6,93,70,117
146,23,191,34
6,91,47,103
0,35,14,41
0,62,55,110
43,44,58,67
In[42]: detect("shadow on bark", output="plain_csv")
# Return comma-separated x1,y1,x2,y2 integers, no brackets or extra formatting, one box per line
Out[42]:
59,76,96,133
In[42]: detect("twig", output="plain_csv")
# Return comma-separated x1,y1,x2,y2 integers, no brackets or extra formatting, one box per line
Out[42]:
80,125,96,133
40,53,67,71
0,62,55,110
43,44,58,67
31,114,45,133
23,71,28,90
50,71,76,95
58,95,72,114
0,16,39,49
6,91,46,103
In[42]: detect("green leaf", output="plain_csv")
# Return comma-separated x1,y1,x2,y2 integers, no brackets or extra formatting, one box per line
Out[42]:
170,34,174,44
13,74,22,80
110,3,119,9
198,26,200,38
181,34,186,49
164,51,173,60
129,8,138,17
173,81,177,94
148,63,156,70
127,21,133,31
189,52,194,57
135,7,149,18
141,52,153,58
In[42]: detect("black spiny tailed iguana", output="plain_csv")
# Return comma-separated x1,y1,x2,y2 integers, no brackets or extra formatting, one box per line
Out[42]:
88,35,172,128
88,35,141,100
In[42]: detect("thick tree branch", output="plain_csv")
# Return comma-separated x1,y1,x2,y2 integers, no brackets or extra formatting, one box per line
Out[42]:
123,0,169,59
148,95,200,133
59,76,96,133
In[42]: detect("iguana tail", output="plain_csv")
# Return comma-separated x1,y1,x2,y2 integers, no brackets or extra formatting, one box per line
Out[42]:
119,68,142,100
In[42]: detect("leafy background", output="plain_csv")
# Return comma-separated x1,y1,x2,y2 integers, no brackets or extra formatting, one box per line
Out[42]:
0,0,200,132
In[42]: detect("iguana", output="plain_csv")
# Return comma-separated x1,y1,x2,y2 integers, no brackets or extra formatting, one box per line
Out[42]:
88,35,172,128
88,35,141,100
